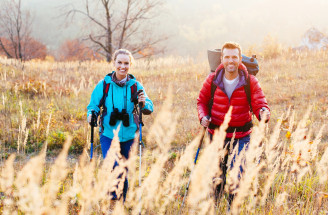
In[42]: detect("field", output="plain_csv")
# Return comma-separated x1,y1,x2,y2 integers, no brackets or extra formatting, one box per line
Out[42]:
0,49,328,214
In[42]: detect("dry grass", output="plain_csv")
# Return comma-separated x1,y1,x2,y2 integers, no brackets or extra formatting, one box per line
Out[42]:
0,48,328,214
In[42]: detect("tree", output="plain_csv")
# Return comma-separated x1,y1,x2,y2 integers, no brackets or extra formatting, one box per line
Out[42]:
0,37,11,57
0,36,47,60
58,39,102,61
0,0,46,60
23,38,47,60
0,0,30,60
65,0,166,62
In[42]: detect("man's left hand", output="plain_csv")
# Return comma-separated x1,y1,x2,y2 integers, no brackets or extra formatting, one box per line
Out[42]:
260,107,270,122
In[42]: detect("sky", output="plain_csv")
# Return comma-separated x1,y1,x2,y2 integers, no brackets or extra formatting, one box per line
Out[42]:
21,0,328,57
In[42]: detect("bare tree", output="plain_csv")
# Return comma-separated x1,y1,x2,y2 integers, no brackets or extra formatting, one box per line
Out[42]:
0,0,33,60
65,0,166,62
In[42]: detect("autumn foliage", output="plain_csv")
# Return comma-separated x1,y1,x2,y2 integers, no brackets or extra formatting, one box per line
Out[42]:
0,36,47,60
58,39,102,61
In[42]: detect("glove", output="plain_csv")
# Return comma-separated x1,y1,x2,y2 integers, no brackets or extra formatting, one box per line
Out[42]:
88,111,98,127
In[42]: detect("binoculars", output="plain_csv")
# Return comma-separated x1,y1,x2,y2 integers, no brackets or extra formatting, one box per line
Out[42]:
109,108,130,127
109,89,143,127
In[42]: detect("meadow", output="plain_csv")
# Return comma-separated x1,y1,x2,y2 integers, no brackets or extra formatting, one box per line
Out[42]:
0,48,327,214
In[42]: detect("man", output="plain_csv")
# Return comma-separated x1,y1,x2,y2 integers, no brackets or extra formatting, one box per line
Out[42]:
197,42,270,206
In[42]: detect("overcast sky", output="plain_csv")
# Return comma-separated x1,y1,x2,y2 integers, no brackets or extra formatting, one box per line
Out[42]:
22,0,328,57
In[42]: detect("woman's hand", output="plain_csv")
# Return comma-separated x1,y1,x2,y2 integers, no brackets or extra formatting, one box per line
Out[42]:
138,91,146,108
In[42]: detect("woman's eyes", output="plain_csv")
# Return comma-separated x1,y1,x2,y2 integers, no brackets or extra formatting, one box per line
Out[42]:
118,61,129,65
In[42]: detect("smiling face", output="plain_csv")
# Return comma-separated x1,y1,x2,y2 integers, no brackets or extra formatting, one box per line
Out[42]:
114,54,131,80
221,48,242,79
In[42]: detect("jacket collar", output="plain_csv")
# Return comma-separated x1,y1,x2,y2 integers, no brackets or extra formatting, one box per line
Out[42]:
213,63,249,92
104,71,136,86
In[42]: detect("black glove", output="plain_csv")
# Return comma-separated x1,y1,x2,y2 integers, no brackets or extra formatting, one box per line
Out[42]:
90,111,98,127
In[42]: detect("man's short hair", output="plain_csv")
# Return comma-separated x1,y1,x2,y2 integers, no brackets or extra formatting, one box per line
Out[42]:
222,42,242,57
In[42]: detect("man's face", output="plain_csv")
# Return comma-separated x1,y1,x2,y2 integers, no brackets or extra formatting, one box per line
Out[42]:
221,48,241,74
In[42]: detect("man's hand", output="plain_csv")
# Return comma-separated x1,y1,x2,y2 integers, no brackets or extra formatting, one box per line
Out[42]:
200,116,211,127
260,107,270,122
138,91,146,108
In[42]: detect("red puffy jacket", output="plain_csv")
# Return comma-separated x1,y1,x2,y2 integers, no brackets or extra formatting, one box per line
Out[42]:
197,63,270,138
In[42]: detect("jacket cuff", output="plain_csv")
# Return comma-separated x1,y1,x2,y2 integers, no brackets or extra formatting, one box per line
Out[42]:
142,102,153,115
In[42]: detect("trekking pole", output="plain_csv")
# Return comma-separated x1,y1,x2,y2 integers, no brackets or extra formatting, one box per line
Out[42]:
138,98,145,214
90,110,97,161
179,125,207,214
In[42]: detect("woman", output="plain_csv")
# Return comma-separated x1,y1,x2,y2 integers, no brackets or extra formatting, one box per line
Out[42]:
87,49,153,201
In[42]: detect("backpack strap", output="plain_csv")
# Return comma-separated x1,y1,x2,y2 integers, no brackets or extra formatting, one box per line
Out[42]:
98,81,110,109
130,83,138,96
244,74,253,113
97,73,113,134
208,72,219,117
98,72,114,109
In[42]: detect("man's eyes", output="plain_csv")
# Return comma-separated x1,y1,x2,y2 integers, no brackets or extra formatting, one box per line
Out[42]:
224,56,238,59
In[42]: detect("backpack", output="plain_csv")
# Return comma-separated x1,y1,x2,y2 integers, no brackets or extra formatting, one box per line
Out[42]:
97,73,138,132
209,54,259,114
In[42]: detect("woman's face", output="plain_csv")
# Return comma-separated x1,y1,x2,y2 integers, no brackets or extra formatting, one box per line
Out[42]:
114,54,131,80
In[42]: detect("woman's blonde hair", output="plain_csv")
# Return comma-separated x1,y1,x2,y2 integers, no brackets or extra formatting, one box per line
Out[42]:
112,49,134,64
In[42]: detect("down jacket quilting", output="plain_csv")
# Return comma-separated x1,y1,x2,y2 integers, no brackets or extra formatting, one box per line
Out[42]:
197,63,270,138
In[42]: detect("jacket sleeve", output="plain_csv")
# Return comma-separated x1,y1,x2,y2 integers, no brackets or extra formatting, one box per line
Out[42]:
197,73,214,121
137,82,153,115
87,80,104,118
249,76,270,122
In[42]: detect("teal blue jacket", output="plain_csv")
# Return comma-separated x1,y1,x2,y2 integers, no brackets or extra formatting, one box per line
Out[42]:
87,72,153,142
